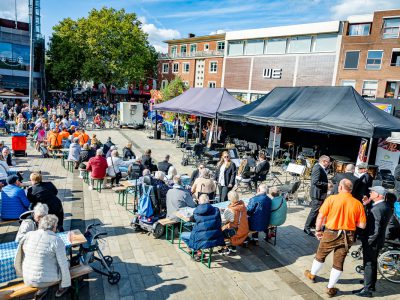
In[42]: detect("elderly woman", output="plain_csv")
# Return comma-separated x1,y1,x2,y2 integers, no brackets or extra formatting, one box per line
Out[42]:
14,215,71,298
220,191,249,255
191,168,216,200
15,203,49,242
27,172,64,231
152,171,170,204
107,150,130,186
122,142,136,160
166,166,177,181
180,194,225,261
67,137,81,169
0,155,10,184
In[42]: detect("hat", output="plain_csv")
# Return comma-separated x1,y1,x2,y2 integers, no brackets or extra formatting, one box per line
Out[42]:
6,174,19,185
357,162,368,169
369,186,387,196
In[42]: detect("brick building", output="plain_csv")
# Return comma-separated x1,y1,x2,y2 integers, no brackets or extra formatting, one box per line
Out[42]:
157,33,225,89
336,10,400,102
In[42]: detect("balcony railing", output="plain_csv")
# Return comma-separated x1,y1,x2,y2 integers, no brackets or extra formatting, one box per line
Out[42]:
158,50,224,59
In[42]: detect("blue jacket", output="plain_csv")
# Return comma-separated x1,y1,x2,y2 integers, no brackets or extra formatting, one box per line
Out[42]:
188,203,225,251
1,184,30,220
247,193,272,231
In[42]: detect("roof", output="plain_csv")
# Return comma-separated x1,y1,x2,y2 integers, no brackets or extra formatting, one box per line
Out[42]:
347,14,374,23
217,86,400,138
164,33,225,44
153,88,244,118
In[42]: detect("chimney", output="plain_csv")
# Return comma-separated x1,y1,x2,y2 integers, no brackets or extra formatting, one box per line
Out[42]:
188,33,195,38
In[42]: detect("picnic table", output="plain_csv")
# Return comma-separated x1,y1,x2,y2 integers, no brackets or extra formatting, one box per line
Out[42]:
0,229,87,284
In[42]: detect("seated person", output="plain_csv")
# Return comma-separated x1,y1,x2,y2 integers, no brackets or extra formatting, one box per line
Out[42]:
2,147,14,166
142,149,157,172
0,117,10,133
157,155,172,174
166,175,196,220
27,172,65,231
190,164,205,185
251,153,270,189
236,158,251,180
166,166,177,181
191,168,216,200
79,143,96,164
78,129,90,146
67,137,81,169
247,184,272,244
1,175,30,220
220,191,249,255
15,203,49,242
122,142,136,160
14,215,71,298
90,134,101,149
106,145,117,158
152,171,170,203
47,128,63,150
107,150,130,186
87,149,108,190
180,194,225,260
94,114,102,126
128,160,144,180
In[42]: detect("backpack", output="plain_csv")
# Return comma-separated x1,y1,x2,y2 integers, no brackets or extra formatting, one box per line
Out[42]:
394,202,400,221
269,196,287,226
138,184,154,218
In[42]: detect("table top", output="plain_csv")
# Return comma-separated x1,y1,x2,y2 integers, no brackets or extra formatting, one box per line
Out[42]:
175,211,191,223
212,198,250,210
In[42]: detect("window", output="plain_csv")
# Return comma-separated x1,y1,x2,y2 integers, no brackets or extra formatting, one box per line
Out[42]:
181,45,187,54
170,46,177,57
208,81,216,88
190,44,197,53
217,41,225,51
265,38,287,54
383,18,400,39
228,41,244,56
244,39,264,55
204,43,209,51
183,81,189,88
183,62,190,73
385,82,398,98
161,80,168,89
348,23,371,36
288,36,312,53
362,81,378,99
314,34,337,52
250,93,266,102
343,51,360,69
162,63,169,73
173,63,179,73
391,49,400,66
340,80,356,88
209,61,217,73
366,50,383,70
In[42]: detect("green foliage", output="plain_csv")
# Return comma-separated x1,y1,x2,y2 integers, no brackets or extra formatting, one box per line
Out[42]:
46,7,157,91
160,76,187,102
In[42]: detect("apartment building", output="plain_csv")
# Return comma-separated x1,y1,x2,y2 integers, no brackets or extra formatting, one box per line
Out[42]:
222,21,343,102
336,10,400,104
157,33,225,89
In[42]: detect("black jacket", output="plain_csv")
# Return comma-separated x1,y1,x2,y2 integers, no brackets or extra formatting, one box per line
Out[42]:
394,164,400,192
254,160,270,181
362,201,392,248
122,147,136,160
310,164,328,201
141,154,153,169
27,182,63,216
353,173,373,201
332,172,358,195
216,130,226,144
190,169,200,185
79,149,95,163
157,160,172,174
215,162,237,187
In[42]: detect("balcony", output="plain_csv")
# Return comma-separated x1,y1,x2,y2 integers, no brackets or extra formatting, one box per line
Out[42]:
158,50,224,60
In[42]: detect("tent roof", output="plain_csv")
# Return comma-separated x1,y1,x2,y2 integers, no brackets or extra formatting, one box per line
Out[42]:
153,88,244,118
217,86,400,138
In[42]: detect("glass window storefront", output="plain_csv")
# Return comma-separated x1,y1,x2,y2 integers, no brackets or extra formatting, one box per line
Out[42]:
288,36,312,53
265,38,287,54
244,40,264,55
0,42,30,71
230,92,249,103
228,41,244,56
314,34,337,52
250,93,266,102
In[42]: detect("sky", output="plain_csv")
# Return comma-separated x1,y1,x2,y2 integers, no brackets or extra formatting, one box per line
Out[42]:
0,0,399,52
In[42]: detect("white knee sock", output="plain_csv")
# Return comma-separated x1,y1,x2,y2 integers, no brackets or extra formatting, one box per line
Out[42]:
327,268,342,288
310,259,324,275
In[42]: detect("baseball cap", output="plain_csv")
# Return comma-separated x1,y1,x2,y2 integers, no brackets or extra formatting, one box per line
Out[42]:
357,162,368,169
369,186,387,196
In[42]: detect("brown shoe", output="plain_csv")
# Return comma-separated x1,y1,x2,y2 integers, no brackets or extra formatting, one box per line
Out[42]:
304,270,316,283
326,287,338,298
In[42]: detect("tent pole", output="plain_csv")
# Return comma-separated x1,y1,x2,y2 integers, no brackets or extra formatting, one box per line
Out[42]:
199,116,202,143
271,126,277,165
176,113,180,143
214,117,219,143
366,137,373,164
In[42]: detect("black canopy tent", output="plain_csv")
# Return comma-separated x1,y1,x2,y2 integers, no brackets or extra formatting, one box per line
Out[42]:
218,86,400,162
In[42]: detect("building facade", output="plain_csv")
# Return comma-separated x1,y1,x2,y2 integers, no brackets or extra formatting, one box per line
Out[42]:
222,21,343,102
157,33,225,90
336,10,400,103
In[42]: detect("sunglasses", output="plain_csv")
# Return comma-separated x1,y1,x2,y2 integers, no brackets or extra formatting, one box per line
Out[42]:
223,156,230,158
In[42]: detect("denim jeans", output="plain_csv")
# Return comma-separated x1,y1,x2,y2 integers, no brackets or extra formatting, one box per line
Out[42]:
180,232,191,246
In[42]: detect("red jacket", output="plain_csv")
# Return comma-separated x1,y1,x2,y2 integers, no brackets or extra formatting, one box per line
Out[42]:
87,155,108,179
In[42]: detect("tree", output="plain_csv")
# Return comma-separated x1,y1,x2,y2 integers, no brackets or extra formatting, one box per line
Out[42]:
46,7,157,93
160,76,187,102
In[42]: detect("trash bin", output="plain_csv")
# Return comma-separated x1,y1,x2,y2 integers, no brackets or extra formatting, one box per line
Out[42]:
154,130,161,140
11,132,27,157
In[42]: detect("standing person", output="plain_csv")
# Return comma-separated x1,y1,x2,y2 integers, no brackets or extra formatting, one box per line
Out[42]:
78,107,87,122
393,162,400,199
215,151,236,203
353,163,373,201
304,179,366,297
304,155,330,236
353,186,392,297
331,164,358,195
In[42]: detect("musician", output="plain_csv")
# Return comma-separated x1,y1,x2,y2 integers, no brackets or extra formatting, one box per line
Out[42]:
216,126,226,144
353,163,373,202
332,164,358,195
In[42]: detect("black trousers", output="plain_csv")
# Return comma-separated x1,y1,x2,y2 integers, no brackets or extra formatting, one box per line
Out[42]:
219,185,232,203
304,199,323,230
362,241,380,291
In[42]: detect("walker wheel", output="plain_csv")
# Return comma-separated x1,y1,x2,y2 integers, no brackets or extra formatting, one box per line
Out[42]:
355,265,364,274
351,251,360,258
153,223,165,239
107,271,121,285
104,255,113,267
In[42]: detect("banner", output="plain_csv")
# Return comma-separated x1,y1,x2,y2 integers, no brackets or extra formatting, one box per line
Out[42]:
268,126,281,149
375,138,400,174
372,103,393,114
355,138,369,177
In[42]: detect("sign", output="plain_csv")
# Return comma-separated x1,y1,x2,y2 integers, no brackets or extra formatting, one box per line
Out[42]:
375,138,400,174
268,126,281,149
355,138,368,177
372,103,393,114
263,68,282,79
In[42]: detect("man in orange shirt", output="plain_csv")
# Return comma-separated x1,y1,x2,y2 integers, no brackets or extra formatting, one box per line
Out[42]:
47,128,63,150
78,129,90,146
304,179,366,297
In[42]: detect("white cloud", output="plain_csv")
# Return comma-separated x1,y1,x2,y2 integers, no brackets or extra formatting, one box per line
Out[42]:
140,17,181,53
331,0,399,19
0,0,29,22
209,29,226,35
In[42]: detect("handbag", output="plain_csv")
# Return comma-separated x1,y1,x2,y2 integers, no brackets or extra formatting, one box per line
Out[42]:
223,210,242,238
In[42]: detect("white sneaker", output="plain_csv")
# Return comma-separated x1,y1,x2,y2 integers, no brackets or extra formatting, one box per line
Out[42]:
88,186,93,190
78,175,84,179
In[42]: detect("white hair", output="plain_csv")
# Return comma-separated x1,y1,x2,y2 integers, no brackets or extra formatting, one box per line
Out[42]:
96,149,103,156
168,166,177,178
198,194,210,204
33,203,49,218
258,184,268,194
173,175,182,185
154,171,165,180
111,150,118,157
199,168,210,179
143,169,151,176
38,214,58,231
227,190,239,203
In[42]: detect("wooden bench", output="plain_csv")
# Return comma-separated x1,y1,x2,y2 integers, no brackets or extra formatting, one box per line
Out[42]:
66,160,75,173
0,219,19,226
0,264,93,300
158,218,179,244
112,187,128,207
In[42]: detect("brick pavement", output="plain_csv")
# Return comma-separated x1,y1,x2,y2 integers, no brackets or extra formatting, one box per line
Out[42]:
0,129,398,299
